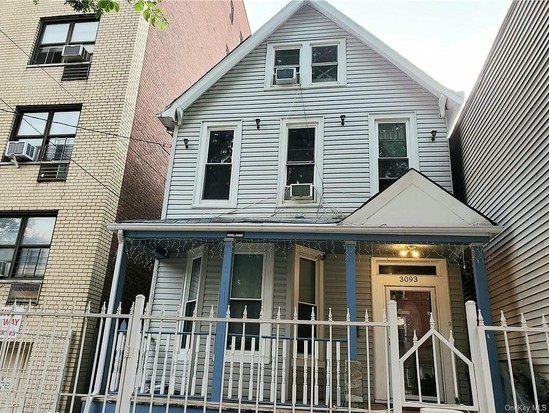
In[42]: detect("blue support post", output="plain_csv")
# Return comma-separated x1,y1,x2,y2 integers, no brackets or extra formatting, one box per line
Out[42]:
345,241,358,360
210,239,235,402
471,245,505,412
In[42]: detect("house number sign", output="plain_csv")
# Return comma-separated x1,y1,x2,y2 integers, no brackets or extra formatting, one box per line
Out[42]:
399,276,419,283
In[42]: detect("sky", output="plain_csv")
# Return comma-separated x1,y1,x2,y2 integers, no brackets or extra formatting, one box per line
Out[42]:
243,0,511,95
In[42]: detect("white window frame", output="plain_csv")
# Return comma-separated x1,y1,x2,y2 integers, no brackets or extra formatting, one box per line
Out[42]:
226,243,275,363
193,121,242,208
265,38,346,89
368,113,419,195
178,246,207,360
277,117,324,206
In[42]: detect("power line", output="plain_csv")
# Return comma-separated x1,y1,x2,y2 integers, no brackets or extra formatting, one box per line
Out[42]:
0,28,171,154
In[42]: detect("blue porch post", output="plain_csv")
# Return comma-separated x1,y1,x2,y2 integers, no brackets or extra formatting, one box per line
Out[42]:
471,244,504,412
211,238,235,402
345,241,358,360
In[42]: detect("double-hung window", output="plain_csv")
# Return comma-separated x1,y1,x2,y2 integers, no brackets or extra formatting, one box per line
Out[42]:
194,122,241,207
369,113,419,194
0,215,56,279
7,107,80,181
32,19,99,65
278,118,323,205
266,39,345,88
227,244,274,354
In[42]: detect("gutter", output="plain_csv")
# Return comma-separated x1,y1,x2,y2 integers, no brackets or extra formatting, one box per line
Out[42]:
107,221,502,238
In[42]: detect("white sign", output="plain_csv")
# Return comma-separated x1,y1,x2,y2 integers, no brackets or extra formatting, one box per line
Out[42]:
0,307,23,338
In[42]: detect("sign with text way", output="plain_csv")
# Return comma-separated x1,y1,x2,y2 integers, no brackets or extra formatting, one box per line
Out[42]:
0,307,23,338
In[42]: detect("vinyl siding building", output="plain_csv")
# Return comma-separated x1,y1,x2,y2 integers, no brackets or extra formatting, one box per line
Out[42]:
450,0,549,376
100,2,512,412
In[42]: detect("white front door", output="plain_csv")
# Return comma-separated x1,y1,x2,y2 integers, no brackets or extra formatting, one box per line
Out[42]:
371,258,453,402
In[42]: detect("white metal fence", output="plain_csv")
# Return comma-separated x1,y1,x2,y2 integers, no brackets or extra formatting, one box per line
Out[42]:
0,297,547,412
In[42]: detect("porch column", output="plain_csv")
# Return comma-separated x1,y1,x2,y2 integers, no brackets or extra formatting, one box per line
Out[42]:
95,230,128,392
471,244,504,413
211,238,235,402
345,241,358,360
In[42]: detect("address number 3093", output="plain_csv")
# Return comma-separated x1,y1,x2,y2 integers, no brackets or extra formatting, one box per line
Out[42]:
399,276,418,283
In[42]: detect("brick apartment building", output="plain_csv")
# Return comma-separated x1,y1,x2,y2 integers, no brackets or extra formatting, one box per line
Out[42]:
0,0,250,312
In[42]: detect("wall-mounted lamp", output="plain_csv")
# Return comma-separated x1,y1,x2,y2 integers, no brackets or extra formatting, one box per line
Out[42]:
399,245,420,258
431,130,437,142
255,118,261,129
183,138,189,149
340,115,346,126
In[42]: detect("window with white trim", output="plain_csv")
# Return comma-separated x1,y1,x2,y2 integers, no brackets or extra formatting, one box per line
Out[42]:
369,113,419,194
293,246,323,353
265,39,346,88
227,244,274,353
194,122,241,207
278,118,323,205
181,247,206,348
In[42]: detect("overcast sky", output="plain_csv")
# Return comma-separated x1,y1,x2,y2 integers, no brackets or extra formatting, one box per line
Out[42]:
243,0,511,95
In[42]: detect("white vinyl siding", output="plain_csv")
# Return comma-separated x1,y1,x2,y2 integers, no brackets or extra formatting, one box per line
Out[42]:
449,1,548,374
166,4,451,220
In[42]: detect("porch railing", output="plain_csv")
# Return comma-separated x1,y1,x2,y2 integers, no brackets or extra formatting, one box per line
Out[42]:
0,297,546,412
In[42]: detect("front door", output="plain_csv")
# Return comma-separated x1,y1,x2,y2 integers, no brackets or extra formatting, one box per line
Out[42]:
371,258,453,402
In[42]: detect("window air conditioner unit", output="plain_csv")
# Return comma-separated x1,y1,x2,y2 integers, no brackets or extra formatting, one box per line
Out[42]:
275,67,297,85
290,183,313,200
5,141,37,161
62,44,90,62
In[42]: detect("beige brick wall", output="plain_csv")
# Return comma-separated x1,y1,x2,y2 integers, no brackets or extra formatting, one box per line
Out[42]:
0,0,147,311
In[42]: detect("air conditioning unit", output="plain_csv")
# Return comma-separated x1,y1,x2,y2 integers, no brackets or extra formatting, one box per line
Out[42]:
62,44,90,62
275,67,297,85
290,183,313,200
5,141,37,161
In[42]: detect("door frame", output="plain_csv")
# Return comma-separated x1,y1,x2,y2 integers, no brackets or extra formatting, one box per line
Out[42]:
371,257,453,402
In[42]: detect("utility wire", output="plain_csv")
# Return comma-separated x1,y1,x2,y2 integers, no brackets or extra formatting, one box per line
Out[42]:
0,28,171,154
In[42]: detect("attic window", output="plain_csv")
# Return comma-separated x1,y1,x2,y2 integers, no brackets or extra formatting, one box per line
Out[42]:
266,39,346,89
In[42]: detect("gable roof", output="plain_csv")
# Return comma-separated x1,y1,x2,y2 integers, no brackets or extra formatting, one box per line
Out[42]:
159,0,464,129
340,169,499,235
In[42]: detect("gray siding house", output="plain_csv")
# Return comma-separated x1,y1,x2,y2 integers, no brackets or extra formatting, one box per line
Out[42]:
450,1,549,376
100,1,507,412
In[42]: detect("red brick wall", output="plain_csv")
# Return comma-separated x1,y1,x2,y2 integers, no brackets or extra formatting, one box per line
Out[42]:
109,0,251,306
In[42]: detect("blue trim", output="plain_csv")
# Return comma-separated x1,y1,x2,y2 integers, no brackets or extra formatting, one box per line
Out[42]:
124,230,490,244
472,245,505,413
211,239,234,402
345,242,358,360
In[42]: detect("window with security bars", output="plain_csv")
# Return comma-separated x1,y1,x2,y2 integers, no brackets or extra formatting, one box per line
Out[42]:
0,215,56,279
7,108,80,181
377,122,409,191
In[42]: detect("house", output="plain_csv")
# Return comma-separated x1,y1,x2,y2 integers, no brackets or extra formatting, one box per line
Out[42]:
93,0,510,412
450,1,549,377
0,0,249,410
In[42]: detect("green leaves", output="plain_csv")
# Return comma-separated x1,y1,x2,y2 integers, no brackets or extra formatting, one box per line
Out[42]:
36,0,169,29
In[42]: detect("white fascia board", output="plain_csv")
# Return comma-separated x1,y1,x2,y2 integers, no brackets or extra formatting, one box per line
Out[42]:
159,0,305,128
107,222,502,237
312,1,463,107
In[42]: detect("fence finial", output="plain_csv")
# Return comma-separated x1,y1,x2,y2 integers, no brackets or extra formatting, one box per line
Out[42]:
364,308,369,322
520,313,528,328
429,312,435,329
276,306,281,320
500,311,507,327
293,306,298,321
346,308,350,322
209,305,214,318
243,305,248,319
226,305,231,319
328,308,333,322
477,309,485,326
311,307,316,321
